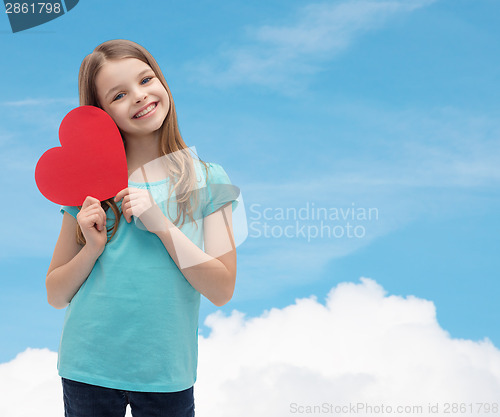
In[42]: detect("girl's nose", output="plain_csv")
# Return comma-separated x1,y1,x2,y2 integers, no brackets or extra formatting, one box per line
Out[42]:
133,88,147,102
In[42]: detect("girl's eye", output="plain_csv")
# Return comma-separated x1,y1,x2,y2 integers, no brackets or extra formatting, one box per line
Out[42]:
112,77,154,101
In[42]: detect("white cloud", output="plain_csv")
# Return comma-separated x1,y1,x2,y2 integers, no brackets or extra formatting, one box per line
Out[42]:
2,278,499,416
0,348,133,417
197,277,500,415
185,0,437,92
0,348,63,417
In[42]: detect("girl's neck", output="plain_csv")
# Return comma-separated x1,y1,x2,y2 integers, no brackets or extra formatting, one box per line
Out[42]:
125,131,161,174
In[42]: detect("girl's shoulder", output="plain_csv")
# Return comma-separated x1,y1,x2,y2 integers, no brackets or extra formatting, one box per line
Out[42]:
60,205,80,219
198,161,239,216
200,161,233,185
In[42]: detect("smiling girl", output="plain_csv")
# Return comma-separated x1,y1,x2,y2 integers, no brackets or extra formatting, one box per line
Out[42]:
45,39,240,417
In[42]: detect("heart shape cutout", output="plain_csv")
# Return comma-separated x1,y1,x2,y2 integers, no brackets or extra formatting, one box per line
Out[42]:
35,106,128,206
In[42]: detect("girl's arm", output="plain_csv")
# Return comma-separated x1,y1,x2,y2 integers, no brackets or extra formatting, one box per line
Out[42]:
46,197,107,309
156,202,237,307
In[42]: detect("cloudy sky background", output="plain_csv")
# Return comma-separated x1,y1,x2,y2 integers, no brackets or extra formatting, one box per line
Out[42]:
1,0,499,415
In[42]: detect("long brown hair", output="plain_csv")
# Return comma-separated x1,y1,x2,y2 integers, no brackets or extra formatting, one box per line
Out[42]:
76,39,208,245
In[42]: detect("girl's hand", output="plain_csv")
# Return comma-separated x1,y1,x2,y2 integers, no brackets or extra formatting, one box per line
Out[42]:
77,196,107,255
114,187,168,234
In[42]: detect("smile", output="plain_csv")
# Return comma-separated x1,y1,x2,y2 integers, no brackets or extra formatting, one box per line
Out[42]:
133,102,158,119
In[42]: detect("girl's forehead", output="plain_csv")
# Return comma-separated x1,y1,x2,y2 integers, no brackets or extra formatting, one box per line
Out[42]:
101,57,151,75
96,58,153,95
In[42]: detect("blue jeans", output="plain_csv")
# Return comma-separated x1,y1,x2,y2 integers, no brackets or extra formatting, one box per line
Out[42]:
62,377,195,417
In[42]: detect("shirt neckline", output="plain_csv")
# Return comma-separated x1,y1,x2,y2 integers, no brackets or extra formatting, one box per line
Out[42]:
128,178,169,186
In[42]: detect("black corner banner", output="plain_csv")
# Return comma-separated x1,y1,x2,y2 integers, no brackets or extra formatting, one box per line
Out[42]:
4,0,79,33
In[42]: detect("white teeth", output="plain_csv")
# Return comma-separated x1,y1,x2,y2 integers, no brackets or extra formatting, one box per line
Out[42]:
134,103,156,118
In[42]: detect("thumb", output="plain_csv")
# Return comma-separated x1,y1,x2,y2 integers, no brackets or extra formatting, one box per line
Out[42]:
81,196,101,210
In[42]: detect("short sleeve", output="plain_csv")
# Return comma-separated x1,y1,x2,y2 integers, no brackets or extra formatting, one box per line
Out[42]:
202,163,240,218
60,205,80,219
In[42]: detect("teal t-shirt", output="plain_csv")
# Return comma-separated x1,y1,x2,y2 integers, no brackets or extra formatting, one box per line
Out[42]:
57,162,239,392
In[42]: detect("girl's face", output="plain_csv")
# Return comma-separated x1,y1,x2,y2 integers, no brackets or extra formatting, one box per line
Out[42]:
95,58,170,142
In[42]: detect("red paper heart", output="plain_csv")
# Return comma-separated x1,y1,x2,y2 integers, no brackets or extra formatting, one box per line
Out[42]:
35,106,128,206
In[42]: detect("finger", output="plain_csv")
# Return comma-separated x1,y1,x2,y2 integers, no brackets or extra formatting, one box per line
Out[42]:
114,188,129,202
99,208,107,232
79,207,105,229
129,191,155,209
82,213,102,230
123,206,132,223
129,199,147,218
121,197,130,222
122,188,140,202
120,199,131,223
122,200,130,215
136,188,154,203
127,188,152,202
82,196,100,210
81,205,102,216
81,202,100,213
78,207,102,223
126,198,138,222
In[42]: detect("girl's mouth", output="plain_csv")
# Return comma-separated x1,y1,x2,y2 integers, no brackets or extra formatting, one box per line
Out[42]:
133,102,158,119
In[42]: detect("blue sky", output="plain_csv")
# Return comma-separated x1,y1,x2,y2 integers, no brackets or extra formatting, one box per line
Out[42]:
0,0,499,367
